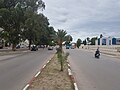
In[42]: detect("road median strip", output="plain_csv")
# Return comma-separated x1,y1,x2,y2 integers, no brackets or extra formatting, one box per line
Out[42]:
22,57,52,90
23,54,74,90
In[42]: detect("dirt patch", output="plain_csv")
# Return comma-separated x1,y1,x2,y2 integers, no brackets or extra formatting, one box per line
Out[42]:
28,54,74,90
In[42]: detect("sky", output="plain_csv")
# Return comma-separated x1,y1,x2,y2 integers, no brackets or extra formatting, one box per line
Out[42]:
41,0,120,41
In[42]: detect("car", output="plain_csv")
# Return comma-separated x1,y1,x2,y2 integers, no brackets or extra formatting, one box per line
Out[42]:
48,46,53,50
66,46,69,49
16,45,20,49
31,45,38,51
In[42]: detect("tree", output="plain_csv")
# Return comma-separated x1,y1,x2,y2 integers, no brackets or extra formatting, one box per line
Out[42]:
87,37,91,45
83,39,87,45
22,0,46,49
46,26,56,45
91,37,97,45
56,29,67,71
0,1,25,50
76,38,82,48
56,29,67,51
23,12,50,49
0,0,56,51
65,35,73,46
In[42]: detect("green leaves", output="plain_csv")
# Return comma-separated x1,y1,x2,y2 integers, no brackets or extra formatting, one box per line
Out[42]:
55,29,67,51
76,38,82,48
65,35,73,45
0,0,49,50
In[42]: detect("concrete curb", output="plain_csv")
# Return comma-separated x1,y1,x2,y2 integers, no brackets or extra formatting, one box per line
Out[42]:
67,60,79,90
22,56,53,90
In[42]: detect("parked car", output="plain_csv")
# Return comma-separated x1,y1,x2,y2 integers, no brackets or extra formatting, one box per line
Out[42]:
31,45,38,51
16,45,20,49
16,44,28,49
66,45,69,49
48,46,53,50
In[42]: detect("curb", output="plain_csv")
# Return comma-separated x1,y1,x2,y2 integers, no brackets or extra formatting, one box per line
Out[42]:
22,56,53,90
67,60,79,90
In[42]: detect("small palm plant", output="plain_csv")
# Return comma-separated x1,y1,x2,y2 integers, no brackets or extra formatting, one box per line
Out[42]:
56,29,67,71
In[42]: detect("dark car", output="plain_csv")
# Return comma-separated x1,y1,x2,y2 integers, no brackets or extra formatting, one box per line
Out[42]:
66,45,69,49
31,45,38,51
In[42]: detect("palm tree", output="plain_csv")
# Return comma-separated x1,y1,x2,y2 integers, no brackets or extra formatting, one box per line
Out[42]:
56,29,67,52
56,29,67,71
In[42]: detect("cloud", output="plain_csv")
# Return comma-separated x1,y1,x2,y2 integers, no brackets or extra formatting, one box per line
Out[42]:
41,0,120,41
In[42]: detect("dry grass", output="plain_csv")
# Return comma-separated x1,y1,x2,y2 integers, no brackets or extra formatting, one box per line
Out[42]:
28,54,74,90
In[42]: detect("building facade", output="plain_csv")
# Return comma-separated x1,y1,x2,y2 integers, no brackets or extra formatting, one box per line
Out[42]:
96,36,120,45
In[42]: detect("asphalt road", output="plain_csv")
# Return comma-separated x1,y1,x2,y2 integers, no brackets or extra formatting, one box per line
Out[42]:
65,48,120,90
0,48,55,90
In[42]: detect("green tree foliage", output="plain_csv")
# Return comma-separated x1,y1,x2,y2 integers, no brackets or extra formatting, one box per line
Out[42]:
56,29,67,51
0,1,25,50
22,0,46,49
83,39,87,45
56,29,67,71
91,37,97,45
76,38,82,48
65,35,73,46
87,37,91,45
0,0,56,51
46,26,56,46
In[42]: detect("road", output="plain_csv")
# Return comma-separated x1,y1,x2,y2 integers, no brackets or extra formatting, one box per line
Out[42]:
0,48,55,90
65,48,120,90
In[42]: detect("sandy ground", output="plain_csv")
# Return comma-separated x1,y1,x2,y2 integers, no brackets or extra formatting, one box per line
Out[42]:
28,54,74,90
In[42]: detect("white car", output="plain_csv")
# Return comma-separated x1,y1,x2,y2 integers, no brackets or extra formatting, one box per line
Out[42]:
48,46,53,50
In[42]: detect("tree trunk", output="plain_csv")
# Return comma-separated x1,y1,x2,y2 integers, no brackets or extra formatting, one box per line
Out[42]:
59,39,62,52
12,44,16,51
60,59,63,71
28,39,32,50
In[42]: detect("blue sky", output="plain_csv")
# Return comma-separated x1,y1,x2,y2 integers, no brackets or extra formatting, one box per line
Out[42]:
42,0,120,41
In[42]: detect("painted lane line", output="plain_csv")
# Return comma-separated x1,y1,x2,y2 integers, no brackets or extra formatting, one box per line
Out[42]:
68,64,70,67
23,84,29,90
22,57,52,90
68,68,72,75
42,65,46,69
74,83,78,90
35,71,41,78
47,60,50,64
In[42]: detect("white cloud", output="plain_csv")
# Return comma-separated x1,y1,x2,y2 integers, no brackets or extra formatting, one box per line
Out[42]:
41,0,120,41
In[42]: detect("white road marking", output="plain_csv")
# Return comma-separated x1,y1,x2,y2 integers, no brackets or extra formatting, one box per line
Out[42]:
23,84,29,90
47,61,50,63
68,68,72,75
74,83,79,90
35,71,41,78
68,64,70,67
42,65,46,69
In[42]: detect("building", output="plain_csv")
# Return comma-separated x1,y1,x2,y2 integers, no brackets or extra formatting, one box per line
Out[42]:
96,36,120,45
